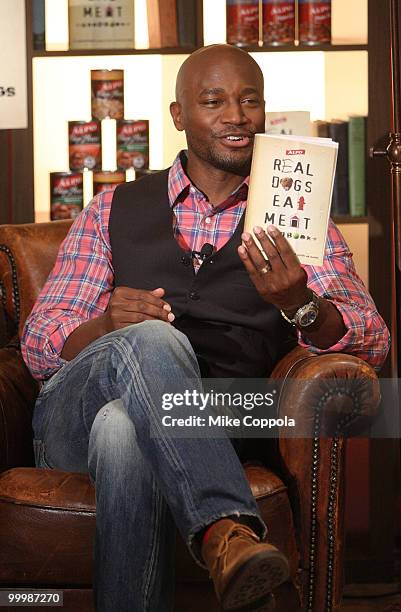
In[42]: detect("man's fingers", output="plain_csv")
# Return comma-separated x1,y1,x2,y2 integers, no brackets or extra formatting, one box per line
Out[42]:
241,232,270,271
238,245,265,290
116,300,175,322
252,226,286,272
265,226,301,268
116,286,170,310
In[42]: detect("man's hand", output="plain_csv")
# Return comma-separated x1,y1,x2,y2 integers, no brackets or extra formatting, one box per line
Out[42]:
102,287,175,333
61,287,175,362
238,225,310,314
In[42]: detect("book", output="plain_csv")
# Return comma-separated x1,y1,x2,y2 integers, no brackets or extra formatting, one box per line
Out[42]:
348,115,367,216
245,134,338,267
176,0,198,47
32,0,45,51
328,120,349,216
265,111,311,137
147,0,179,48
68,0,135,50
313,120,330,138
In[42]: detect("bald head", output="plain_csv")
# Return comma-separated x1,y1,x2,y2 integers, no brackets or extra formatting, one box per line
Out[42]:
175,44,264,103
170,44,266,178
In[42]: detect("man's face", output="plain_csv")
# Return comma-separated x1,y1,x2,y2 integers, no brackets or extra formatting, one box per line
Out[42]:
171,53,266,176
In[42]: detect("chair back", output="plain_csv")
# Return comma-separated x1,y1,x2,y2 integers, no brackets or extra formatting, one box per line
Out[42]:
0,221,73,341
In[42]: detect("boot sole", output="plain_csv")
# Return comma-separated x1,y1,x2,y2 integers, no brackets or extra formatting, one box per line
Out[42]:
220,593,276,612
220,548,289,611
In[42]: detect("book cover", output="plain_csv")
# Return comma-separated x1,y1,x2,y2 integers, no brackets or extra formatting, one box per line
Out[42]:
265,111,311,136
176,0,198,47
328,120,349,216
147,0,179,48
245,134,338,267
68,0,135,50
348,115,367,216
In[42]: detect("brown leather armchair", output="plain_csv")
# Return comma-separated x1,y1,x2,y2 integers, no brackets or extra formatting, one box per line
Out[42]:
0,221,381,612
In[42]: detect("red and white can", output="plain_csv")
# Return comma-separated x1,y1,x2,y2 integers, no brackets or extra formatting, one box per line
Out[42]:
117,120,149,170
91,69,124,120
226,0,259,47
93,171,126,196
263,0,295,46
299,0,331,45
69,120,102,171
50,172,83,220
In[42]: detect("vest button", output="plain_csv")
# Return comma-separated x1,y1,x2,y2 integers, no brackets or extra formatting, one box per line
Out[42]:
181,255,191,266
189,291,200,301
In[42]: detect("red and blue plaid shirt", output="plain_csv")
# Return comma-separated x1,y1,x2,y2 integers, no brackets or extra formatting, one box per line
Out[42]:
21,152,390,380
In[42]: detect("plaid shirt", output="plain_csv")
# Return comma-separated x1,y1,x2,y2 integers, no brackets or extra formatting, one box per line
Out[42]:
21,152,390,380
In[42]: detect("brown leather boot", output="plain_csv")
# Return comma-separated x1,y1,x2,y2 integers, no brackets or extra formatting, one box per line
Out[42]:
201,519,289,611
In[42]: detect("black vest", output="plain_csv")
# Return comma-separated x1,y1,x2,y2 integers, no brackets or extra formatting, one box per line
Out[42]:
109,170,296,377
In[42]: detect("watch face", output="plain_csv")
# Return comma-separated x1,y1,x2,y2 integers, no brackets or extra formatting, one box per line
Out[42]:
299,309,319,327
295,300,319,327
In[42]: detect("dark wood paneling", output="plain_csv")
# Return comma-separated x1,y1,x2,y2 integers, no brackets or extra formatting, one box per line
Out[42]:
0,0,34,225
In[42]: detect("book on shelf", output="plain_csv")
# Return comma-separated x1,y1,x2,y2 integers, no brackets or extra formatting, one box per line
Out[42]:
68,0,135,50
328,120,349,217
176,0,198,47
245,134,338,267
146,0,179,48
265,111,311,137
314,120,330,139
32,0,45,51
313,117,367,218
348,116,367,217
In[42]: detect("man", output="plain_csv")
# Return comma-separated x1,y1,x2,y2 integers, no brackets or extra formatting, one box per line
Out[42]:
21,45,389,611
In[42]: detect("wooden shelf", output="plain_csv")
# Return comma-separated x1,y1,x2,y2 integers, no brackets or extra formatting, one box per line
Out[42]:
333,215,368,224
32,43,368,58
33,46,198,57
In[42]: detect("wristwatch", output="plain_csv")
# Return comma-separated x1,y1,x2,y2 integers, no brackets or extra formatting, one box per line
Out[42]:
280,290,320,328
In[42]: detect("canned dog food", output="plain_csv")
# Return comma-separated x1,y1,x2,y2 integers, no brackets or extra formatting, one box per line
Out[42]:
117,120,149,170
263,0,295,45
226,0,259,46
93,171,126,195
69,120,102,171
299,0,331,45
50,172,83,220
91,69,124,120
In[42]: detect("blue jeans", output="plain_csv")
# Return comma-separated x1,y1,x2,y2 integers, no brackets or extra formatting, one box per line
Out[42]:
32,321,266,612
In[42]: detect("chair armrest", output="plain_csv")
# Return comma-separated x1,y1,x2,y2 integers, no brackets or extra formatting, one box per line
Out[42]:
0,345,39,471
270,347,380,611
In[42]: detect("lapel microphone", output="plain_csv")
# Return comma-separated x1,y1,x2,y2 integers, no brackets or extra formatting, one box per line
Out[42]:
192,243,215,261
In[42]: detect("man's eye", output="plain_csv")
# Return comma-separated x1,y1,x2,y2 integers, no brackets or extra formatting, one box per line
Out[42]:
242,98,259,105
203,99,220,106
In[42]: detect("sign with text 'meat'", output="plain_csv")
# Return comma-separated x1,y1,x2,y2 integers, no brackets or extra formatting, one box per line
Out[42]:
0,0,28,130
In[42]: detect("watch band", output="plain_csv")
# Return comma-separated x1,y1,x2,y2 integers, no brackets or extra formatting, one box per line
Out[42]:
280,291,320,327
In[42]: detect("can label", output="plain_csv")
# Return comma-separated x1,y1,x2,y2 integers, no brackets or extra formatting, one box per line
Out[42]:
299,0,331,44
263,1,295,45
117,120,149,170
69,121,101,171
91,71,124,120
50,172,83,220
93,171,126,196
226,0,259,46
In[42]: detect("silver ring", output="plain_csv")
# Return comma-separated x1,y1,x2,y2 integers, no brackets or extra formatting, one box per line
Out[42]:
259,264,270,275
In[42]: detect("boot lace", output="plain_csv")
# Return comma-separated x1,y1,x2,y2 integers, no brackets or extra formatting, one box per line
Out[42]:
213,523,260,574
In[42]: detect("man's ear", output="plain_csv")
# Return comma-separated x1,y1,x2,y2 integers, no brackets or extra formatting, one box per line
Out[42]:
170,101,184,132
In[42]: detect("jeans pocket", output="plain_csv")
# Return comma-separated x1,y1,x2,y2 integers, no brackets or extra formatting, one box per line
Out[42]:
33,439,53,469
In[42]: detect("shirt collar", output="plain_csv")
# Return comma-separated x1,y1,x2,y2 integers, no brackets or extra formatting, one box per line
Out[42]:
168,150,249,209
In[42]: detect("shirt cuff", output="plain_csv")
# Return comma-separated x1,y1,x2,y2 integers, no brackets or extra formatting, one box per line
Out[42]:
297,298,360,354
42,316,85,371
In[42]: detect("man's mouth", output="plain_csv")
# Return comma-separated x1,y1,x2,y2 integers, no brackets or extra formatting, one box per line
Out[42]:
219,134,253,148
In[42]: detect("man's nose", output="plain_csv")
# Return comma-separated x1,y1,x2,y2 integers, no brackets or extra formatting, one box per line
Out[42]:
221,101,247,124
